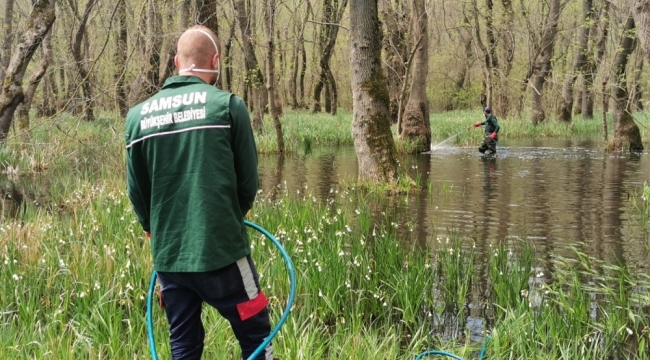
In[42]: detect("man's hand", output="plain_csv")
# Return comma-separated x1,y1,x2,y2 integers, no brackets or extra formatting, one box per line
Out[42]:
488,132,497,140
145,232,151,238
474,121,482,127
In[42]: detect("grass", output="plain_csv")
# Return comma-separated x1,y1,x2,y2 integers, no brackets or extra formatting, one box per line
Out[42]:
1,172,649,359
0,110,649,359
254,109,650,153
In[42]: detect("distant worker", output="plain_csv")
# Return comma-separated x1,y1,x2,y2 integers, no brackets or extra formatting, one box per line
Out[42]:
468,107,501,155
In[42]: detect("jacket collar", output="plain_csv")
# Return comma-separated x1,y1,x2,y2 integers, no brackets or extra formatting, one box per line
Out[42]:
162,76,208,89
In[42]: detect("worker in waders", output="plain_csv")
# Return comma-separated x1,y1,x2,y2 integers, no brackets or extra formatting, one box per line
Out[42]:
468,107,501,156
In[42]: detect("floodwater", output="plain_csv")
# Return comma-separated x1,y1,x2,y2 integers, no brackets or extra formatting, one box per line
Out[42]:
257,137,650,342
2,137,649,343
258,138,650,271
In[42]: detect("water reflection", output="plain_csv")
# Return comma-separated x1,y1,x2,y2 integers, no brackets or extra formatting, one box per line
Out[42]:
258,141,649,270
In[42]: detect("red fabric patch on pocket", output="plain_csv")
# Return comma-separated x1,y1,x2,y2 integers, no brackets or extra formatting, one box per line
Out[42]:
236,291,269,321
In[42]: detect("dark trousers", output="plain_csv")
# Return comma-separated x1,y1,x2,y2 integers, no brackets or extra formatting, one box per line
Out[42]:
157,255,273,360
479,136,497,155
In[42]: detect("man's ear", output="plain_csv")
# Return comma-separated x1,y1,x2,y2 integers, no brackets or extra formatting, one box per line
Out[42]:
174,55,180,71
212,53,220,70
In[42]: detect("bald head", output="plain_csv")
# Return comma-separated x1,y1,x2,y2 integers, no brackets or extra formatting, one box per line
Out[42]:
175,25,221,77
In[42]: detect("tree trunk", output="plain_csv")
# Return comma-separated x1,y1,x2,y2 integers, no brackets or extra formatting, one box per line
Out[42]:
350,0,399,184
530,0,561,125
0,0,16,83
289,27,299,108
16,2,54,134
400,0,430,152
582,0,609,118
612,16,643,152
380,0,410,123
223,21,236,92
197,0,221,89
233,0,266,130
158,7,176,87
631,0,650,64
299,35,307,108
632,58,644,111
264,0,284,153
326,67,338,115
312,0,348,114
114,0,128,117
0,0,55,143
494,0,516,115
471,0,494,108
558,0,592,123
143,0,162,98
180,0,190,30
71,0,96,121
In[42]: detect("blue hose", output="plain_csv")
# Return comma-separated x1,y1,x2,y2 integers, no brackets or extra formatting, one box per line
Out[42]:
415,350,465,360
146,220,296,360
415,335,491,360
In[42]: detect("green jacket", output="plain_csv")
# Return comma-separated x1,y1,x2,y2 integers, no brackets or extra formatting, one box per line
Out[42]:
482,114,500,136
125,76,259,272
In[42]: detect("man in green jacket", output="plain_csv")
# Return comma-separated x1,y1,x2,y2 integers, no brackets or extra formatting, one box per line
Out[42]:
125,25,273,360
469,107,501,155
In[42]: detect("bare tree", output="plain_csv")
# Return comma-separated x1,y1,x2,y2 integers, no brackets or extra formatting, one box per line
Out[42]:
197,0,221,89
233,0,266,130
558,0,592,123
495,0,516,114
312,0,348,115
16,0,56,133
631,57,644,110
530,0,561,124
114,0,128,117
288,1,311,109
611,16,643,151
142,0,162,98
470,0,495,109
0,0,56,143
380,0,410,122
0,0,16,82
399,0,430,152
264,0,284,152
223,19,236,92
70,0,97,121
350,0,399,184
582,0,609,118
631,0,650,63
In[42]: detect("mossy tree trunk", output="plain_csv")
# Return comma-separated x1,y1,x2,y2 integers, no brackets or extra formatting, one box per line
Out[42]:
399,0,430,152
0,0,55,143
350,0,399,184
612,16,643,152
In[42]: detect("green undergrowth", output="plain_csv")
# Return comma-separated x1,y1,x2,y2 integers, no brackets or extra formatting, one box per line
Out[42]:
1,175,649,358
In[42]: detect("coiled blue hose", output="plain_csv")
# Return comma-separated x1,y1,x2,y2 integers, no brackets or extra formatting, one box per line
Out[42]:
415,335,490,359
146,220,296,360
